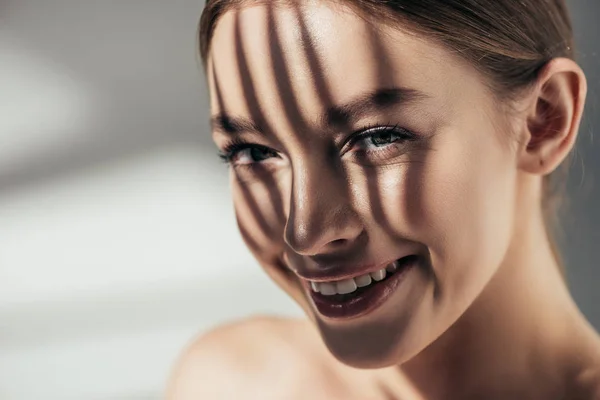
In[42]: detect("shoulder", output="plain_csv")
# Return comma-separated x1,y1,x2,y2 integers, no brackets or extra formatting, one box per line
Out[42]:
572,366,600,400
569,336,600,400
574,356,600,400
166,315,331,400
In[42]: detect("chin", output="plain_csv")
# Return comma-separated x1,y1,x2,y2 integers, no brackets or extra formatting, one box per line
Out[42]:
322,333,418,369
313,306,430,369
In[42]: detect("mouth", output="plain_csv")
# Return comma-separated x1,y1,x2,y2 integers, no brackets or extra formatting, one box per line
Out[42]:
303,255,419,320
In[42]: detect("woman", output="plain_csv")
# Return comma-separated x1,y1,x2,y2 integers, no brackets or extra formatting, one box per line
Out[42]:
169,0,600,398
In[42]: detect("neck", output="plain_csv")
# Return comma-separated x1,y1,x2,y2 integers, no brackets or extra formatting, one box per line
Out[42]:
394,193,599,399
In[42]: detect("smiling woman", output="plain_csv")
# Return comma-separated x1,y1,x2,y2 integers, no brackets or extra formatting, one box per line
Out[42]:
168,0,600,399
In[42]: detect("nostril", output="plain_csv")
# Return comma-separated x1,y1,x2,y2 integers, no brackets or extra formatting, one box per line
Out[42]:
330,238,349,247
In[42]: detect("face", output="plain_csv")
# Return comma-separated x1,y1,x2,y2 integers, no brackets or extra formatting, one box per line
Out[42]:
208,1,520,368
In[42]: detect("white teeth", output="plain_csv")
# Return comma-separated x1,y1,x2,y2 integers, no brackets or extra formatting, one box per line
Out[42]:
310,281,320,293
370,269,386,281
320,282,337,296
386,262,398,273
310,265,392,295
336,278,357,295
355,274,372,287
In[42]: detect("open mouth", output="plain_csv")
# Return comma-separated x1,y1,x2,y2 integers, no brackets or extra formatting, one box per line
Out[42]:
305,255,419,319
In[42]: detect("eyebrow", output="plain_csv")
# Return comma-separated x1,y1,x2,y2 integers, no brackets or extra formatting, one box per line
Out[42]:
210,87,429,136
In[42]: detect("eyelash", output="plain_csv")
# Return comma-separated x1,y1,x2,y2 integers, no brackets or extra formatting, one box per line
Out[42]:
217,124,416,166
345,124,415,155
218,137,264,164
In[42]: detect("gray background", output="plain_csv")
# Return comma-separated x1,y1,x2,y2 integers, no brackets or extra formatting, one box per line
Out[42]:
0,1,597,399
562,0,600,328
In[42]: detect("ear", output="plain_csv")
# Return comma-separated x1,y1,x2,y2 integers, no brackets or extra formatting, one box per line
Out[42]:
517,58,587,175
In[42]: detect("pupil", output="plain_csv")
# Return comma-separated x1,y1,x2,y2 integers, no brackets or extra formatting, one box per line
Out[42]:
250,147,270,161
372,132,393,146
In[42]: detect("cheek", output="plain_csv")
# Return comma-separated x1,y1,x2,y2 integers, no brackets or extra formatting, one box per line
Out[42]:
416,128,517,305
232,176,286,260
232,174,314,313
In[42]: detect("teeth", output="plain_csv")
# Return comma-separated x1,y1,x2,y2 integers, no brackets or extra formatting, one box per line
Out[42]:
310,264,394,295
355,274,372,287
310,281,320,293
320,282,337,296
336,278,357,294
370,269,386,281
386,262,398,273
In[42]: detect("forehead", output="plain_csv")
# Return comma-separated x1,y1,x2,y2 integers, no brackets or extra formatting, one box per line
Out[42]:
207,1,488,136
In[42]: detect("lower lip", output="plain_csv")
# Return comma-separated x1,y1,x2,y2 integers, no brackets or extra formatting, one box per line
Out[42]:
306,256,418,320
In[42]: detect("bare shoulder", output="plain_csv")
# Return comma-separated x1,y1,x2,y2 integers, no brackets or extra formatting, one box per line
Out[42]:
570,334,600,400
166,315,335,400
575,357,600,400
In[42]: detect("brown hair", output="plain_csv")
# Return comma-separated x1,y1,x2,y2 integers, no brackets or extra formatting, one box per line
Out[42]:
198,0,576,271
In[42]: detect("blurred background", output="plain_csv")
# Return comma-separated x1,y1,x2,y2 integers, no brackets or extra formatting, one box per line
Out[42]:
0,1,598,399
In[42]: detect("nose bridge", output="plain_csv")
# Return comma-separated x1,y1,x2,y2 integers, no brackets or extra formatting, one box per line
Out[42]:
284,152,363,255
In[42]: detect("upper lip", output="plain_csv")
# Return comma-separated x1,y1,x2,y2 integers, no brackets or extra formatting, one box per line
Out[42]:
292,254,414,283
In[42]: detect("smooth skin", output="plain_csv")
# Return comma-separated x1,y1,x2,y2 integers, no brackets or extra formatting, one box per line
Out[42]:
169,1,600,399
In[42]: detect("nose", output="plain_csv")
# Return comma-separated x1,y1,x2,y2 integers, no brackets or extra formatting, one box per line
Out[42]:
284,154,364,256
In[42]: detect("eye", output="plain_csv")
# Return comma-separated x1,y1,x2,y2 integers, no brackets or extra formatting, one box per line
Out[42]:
219,142,280,166
348,125,415,152
232,146,277,165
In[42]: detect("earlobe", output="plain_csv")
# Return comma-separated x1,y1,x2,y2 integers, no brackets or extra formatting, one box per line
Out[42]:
518,57,587,176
